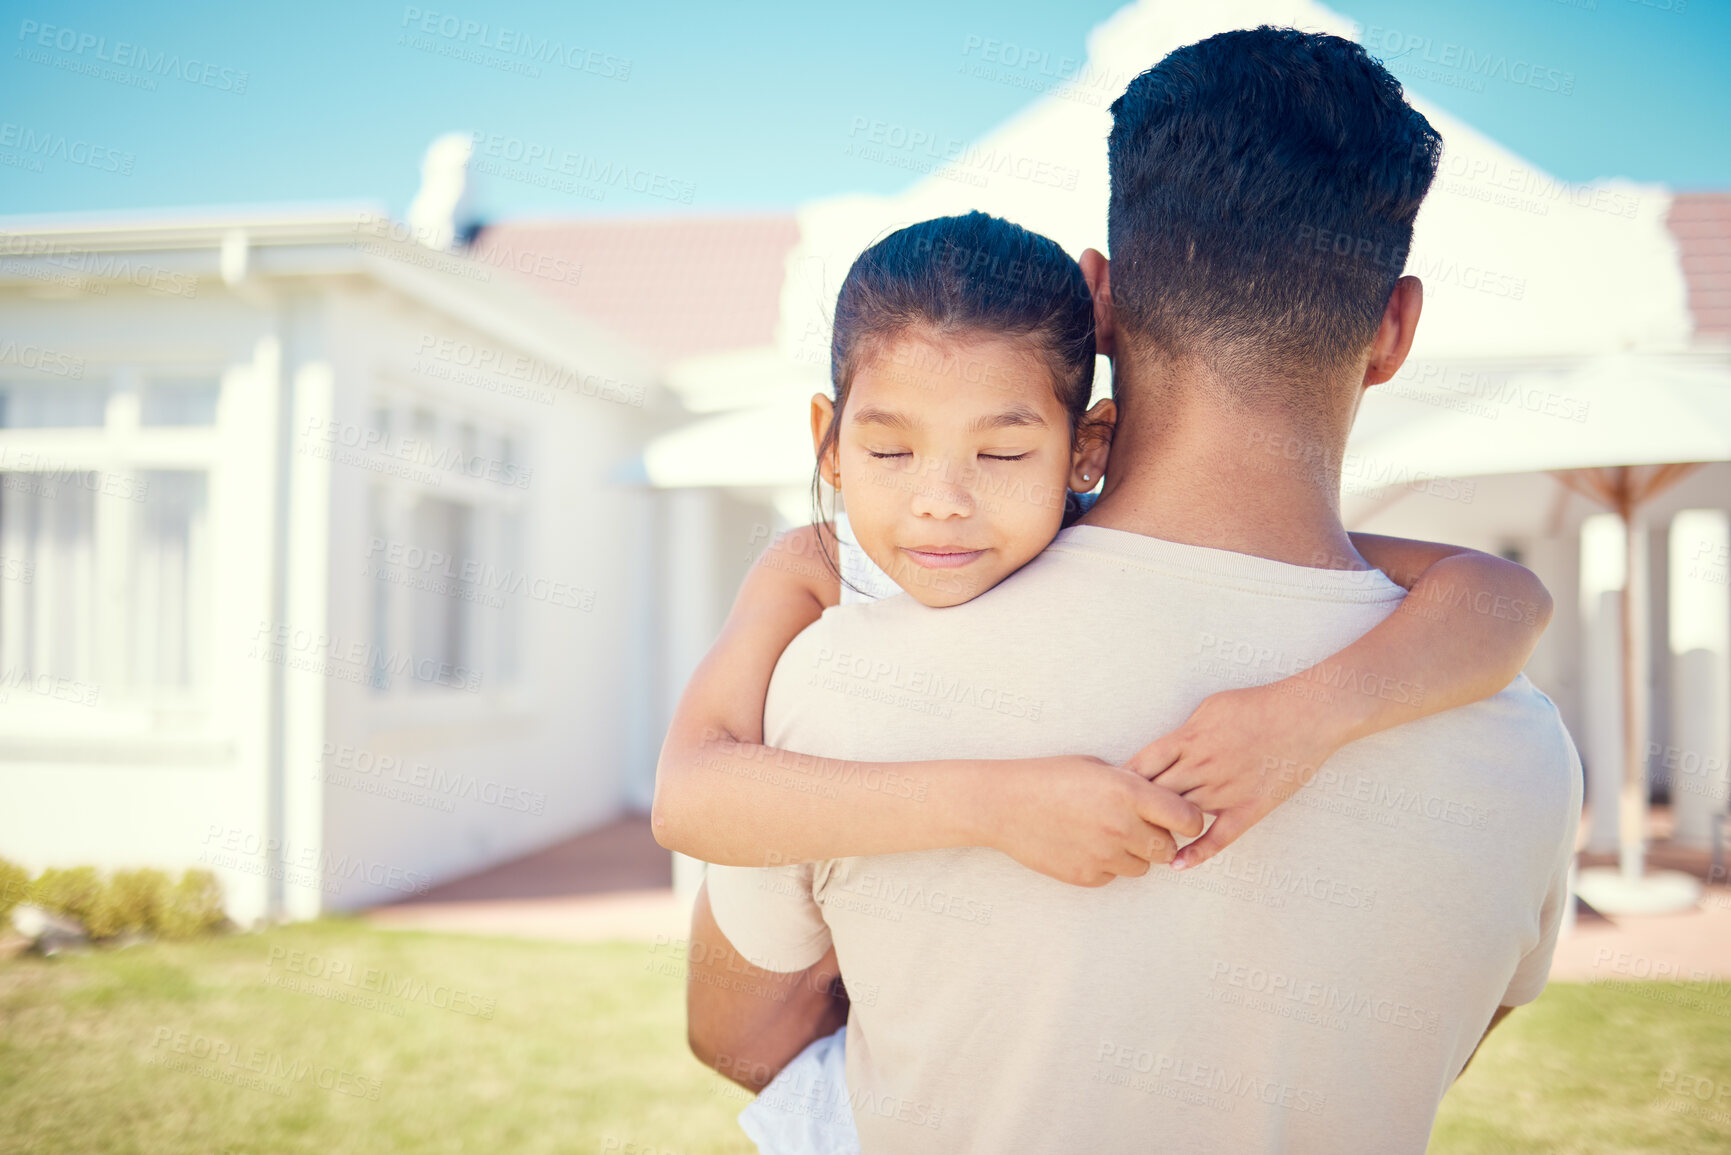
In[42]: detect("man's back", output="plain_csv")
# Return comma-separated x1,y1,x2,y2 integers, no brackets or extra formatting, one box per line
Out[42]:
757,526,1580,1154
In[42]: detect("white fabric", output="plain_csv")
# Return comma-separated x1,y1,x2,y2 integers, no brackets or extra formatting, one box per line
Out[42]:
737,1026,861,1155
834,512,902,606
724,524,1580,1154
706,860,835,974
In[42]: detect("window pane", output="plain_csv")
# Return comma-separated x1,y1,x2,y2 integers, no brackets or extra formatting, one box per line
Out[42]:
367,486,391,692
0,471,98,684
408,496,472,689
129,471,210,691
497,509,521,684
140,380,219,427
0,382,107,428
370,403,393,443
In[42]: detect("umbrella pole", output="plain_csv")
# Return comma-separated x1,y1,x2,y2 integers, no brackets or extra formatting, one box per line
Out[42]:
1562,465,1705,916
1619,504,1645,882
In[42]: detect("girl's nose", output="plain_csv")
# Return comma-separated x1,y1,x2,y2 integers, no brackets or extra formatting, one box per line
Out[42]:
907,463,974,519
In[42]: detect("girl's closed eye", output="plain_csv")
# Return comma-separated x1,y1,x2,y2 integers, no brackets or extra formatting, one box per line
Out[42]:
980,451,1032,462
867,449,910,460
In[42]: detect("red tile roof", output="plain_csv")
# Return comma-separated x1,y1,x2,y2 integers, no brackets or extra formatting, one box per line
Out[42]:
471,215,800,368
1668,192,1731,340
475,198,1730,358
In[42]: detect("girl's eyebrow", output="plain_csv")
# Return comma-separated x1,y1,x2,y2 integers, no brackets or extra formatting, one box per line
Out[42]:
849,406,914,429
849,404,1047,431
970,405,1047,432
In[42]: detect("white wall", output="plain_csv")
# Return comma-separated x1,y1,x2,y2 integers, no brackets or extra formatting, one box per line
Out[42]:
0,261,699,923
0,282,289,925
314,286,675,910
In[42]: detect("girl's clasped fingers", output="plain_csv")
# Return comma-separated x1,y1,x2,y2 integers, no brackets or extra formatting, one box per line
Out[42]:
1171,807,1257,871
1123,733,1182,780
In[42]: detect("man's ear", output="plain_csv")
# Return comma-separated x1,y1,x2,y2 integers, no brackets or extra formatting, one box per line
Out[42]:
1069,398,1116,492
810,393,840,488
1363,276,1423,388
1080,248,1115,360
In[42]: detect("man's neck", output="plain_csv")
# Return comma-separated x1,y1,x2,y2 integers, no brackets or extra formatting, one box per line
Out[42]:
1081,363,1370,571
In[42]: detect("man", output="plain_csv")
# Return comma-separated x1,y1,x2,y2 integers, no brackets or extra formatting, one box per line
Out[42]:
687,27,1580,1153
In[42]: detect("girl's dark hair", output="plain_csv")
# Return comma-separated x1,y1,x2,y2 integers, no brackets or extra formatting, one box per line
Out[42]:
810,211,1099,554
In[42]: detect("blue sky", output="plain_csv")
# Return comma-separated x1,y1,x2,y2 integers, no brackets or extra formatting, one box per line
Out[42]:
0,0,1724,222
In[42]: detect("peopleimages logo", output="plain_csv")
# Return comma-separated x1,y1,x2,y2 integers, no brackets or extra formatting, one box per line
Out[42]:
148,1027,382,1099
299,415,533,490
249,618,483,694
1358,25,1576,96
15,20,251,94
399,7,631,80
201,824,434,897
266,945,497,1019
845,116,1080,191
1207,959,1441,1034
0,339,85,378
319,741,549,816
469,130,695,204
956,33,1131,109
0,121,132,175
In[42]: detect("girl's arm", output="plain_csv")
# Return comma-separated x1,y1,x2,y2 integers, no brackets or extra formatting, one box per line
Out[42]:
651,527,1202,882
1127,535,1553,869
1303,533,1554,735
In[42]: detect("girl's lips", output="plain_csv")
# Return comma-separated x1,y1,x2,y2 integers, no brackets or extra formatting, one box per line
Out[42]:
900,547,987,570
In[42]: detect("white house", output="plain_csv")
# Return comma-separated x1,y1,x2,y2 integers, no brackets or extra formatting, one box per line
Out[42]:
3,0,1726,924
0,204,787,923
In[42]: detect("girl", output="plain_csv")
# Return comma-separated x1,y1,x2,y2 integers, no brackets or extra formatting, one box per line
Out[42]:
653,212,1551,1152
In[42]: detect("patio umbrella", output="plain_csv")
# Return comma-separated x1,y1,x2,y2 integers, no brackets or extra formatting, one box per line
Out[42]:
1346,353,1731,912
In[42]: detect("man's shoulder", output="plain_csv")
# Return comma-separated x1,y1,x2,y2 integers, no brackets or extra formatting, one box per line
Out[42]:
783,592,928,651
1473,674,1576,747
1422,674,1577,758
776,564,1066,671
1394,673,1583,819
772,594,938,695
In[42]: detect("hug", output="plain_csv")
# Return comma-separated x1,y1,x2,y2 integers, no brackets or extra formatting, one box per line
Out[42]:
654,25,1579,1155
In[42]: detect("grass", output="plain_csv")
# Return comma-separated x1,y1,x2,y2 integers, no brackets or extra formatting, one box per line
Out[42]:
0,920,1726,1153
1431,979,1731,1154
0,920,754,1155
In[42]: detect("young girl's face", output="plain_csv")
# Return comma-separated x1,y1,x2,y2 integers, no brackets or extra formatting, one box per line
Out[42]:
815,328,1103,608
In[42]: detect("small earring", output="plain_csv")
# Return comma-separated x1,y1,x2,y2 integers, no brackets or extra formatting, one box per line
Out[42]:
1081,473,1091,482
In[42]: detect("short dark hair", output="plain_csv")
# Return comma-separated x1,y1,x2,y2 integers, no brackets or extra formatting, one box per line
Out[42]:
1107,27,1441,397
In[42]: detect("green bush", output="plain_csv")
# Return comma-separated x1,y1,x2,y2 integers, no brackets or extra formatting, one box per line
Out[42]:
28,866,104,927
156,869,226,940
87,868,173,939
10,865,226,941
0,857,28,930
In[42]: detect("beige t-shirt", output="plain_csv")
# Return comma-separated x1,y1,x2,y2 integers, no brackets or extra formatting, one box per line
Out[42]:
708,524,1581,1154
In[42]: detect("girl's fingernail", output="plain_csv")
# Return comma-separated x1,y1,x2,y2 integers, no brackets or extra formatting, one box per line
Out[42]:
1172,857,1188,871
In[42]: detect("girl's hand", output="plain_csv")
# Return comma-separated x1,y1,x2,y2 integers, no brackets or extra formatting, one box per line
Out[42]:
1122,683,1347,871
985,756,1205,887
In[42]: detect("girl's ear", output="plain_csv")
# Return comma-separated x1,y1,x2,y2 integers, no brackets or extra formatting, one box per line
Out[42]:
810,393,841,488
1069,398,1115,493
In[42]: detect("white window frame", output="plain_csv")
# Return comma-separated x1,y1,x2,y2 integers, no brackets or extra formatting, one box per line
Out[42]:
355,383,531,728
0,364,223,744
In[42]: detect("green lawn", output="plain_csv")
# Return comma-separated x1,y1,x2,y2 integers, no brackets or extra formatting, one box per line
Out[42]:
0,921,1726,1154
1432,979,1731,1154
